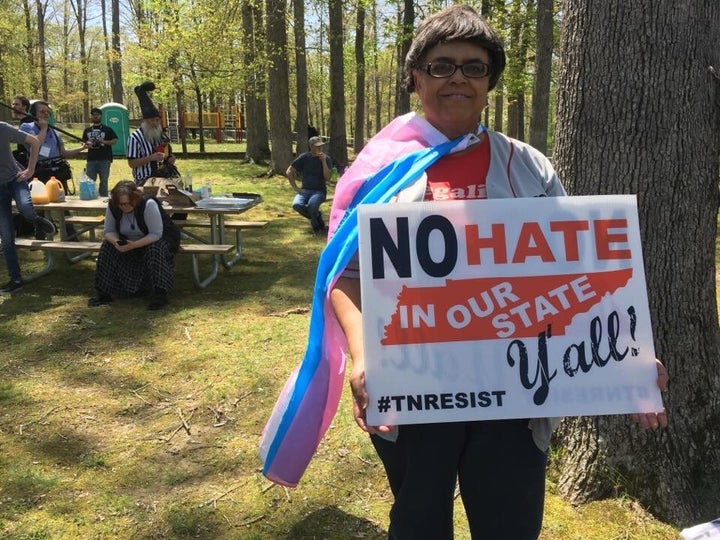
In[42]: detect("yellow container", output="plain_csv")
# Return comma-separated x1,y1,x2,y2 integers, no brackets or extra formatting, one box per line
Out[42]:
29,178,50,204
45,176,66,203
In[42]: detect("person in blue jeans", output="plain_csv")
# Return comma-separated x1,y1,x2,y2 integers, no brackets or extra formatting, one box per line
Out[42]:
82,107,118,197
0,122,56,294
286,136,332,233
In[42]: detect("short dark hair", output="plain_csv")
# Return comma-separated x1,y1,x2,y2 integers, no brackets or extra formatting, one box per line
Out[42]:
13,95,30,111
404,4,506,93
90,107,102,115
29,100,49,117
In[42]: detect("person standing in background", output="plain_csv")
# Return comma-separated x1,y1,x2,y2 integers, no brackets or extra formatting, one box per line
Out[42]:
0,122,55,293
82,107,118,197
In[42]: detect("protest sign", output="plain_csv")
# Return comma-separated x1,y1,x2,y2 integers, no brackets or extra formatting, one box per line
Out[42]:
358,195,663,426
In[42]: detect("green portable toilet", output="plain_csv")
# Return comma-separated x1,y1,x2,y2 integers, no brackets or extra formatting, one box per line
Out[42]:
100,102,129,157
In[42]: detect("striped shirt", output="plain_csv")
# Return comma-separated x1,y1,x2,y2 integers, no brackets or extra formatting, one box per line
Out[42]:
126,128,155,184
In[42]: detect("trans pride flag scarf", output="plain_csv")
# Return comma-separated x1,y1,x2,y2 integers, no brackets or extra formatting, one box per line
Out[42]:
260,114,471,487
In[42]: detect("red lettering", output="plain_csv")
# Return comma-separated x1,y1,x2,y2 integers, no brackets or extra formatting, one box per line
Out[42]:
512,222,555,263
594,219,631,260
465,223,508,265
550,220,590,261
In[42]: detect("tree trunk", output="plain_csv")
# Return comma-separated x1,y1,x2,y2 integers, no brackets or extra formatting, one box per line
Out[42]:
36,0,48,100
292,0,309,156
553,0,720,525
493,80,504,132
354,3,366,155
22,0,38,96
242,1,270,163
266,0,293,174
529,0,553,154
328,0,348,167
394,0,412,117
111,0,123,103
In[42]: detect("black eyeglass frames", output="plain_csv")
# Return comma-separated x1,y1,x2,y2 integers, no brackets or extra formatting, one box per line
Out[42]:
423,61,490,79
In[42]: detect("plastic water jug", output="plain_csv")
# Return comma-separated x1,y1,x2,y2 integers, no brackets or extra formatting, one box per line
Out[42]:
46,176,66,202
79,176,98,200
29,178,50,204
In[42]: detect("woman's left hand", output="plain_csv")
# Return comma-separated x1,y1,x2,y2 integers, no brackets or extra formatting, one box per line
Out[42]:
630,359,668,430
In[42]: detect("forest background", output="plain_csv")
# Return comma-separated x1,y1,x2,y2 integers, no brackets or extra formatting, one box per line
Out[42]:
0,0,556,172
1,0,719,533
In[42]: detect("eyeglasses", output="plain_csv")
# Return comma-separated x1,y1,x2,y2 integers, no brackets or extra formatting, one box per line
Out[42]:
423,61,491,79
117,200,133,207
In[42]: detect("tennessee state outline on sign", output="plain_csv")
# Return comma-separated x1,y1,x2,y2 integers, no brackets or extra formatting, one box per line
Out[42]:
357,195,663,426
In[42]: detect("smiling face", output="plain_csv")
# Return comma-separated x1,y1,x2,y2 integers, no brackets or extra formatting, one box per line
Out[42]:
34,103,51,120
412,41,490,139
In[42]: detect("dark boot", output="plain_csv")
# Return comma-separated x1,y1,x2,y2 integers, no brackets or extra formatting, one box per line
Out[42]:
88,290,112,307
147,288,168,310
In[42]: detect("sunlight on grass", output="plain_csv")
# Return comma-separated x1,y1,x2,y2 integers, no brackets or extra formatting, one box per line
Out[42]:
0,158,684,539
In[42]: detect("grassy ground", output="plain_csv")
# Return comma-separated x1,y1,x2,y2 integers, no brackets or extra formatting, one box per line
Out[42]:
0,158,681,539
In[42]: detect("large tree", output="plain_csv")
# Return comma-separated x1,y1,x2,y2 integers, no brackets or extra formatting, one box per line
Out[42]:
553,0,720,524
328,0,348,167
266,0,293,174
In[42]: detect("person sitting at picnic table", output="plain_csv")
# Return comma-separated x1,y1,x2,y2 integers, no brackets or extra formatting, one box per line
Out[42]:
88,181,174,310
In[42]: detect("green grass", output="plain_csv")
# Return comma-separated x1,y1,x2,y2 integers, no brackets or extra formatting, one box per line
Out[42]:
0,157,681,539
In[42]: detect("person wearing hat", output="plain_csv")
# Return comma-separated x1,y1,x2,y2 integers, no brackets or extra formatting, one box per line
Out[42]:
82,107,118,197
127,81,178,186
286,136,333,233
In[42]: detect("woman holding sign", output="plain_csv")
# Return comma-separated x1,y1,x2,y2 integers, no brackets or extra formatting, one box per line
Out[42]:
325,5,668,539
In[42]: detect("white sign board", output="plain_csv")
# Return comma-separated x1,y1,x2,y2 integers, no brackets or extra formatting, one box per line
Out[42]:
358,195,663,426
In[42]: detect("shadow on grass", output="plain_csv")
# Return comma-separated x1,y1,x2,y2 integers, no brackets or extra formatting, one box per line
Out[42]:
283,506,386,539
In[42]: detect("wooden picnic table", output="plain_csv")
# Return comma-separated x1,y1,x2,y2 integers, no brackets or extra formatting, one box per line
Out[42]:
15,194,266,288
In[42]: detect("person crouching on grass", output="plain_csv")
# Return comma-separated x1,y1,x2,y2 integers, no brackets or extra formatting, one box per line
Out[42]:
88,181,174,310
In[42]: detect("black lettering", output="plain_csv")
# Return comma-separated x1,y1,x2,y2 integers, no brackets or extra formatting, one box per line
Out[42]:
492,390,506,406
424,393,439,410
370,217,411,279
455,392,468,408
390,395,405,411
407,394,422,411
440,393,454,409
416,215,457,277
477,391,491,407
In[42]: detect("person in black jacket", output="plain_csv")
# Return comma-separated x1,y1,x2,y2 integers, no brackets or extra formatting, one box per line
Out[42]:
88,181,177,310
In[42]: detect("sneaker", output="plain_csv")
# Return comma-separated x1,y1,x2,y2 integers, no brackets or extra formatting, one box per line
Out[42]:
34,216,56,237
0,279,24,294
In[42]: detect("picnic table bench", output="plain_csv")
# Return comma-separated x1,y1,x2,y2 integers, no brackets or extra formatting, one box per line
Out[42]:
15,238,235,289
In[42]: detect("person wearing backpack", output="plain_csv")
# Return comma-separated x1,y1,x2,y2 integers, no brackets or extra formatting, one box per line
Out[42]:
88,180,180,310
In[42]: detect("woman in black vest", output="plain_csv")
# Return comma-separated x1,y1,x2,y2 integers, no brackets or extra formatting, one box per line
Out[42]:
88,181,175,310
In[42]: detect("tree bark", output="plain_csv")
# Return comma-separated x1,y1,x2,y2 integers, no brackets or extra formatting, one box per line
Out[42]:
394,0,412,117
292,0,309,155
242,1,270,163
553,0,720,525
529,0,553,154
328,0,348,167
266,0,293,174
111,0,123,103
353,3,366,155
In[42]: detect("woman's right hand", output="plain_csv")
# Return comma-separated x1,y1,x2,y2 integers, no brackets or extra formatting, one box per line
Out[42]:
349,361,394,435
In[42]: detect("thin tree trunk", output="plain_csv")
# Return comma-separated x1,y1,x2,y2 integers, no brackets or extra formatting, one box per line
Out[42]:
529,0,553,153
111,0,123,103
354,3,366,155
292,0,309,155
242,1,270,163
